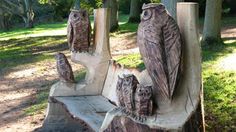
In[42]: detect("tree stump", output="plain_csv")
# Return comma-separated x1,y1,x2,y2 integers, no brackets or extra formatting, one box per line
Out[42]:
100,3,205,132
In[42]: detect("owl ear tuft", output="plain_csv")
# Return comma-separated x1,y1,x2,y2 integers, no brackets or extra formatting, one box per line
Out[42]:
142,3,146,9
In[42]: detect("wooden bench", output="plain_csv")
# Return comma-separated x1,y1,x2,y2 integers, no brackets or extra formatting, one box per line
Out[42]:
42,3,203,132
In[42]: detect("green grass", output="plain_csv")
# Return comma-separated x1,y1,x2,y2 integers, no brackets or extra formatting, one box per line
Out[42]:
0,35,68,71
114,53,145,70
202,40,236,131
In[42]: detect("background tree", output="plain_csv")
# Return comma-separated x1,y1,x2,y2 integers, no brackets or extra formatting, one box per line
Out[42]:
102,0,119,32
0,0,34,28
202,0,223,47
74,0,81,10
161,0,184,19
128,0,142,23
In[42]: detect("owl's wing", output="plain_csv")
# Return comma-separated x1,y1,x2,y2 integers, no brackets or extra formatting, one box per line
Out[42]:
60,61,75,83
145,40,170,99
67,22,73,50
163,16,182,98
138,23,170,99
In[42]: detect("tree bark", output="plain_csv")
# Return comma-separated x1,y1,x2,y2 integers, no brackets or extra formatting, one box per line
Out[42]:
161,0,184,20
73,0,80,10
128,0,141,23
202,0,223,46
103,0,119,32
0,0,34,28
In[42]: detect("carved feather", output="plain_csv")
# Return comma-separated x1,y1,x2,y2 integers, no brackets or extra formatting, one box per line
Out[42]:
55,53,75,83
162,16,182,98
67,22,73,49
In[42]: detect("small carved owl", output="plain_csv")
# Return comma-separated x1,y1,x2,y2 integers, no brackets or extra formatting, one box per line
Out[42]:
134,84,153,116
116,75,125,107
55,53,75,83
116,74,139,111
67,9,91,52
137,3,182,101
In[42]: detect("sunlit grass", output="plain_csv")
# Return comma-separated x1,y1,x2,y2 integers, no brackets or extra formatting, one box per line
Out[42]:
0,22,67,40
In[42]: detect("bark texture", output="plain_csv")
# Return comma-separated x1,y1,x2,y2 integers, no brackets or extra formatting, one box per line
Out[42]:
0,0,34,28
202,0,223,46
73,0,81,10
128,0,141,23
103,0,119,32
161,0,184,20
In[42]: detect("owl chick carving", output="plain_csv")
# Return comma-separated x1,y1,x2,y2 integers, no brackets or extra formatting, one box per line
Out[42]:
116,74,139,111
134,84,153,116
137,3,182,101
55,53,75,83
67,9,91,52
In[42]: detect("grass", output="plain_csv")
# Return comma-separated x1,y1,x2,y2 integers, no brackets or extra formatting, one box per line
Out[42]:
202,40,236,131
0,35,68,71
0,14,236,131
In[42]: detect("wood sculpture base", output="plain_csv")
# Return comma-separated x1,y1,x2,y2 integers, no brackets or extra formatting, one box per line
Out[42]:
102,104,204,131
101,3,204,132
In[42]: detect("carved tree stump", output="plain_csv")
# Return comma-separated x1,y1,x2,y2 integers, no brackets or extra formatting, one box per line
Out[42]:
100,3,205,132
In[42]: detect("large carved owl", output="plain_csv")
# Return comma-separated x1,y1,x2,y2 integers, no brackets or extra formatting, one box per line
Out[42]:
116,74,139,111
134,84,153,116
55,53,75,83
67,9,91,52
137,3,182,100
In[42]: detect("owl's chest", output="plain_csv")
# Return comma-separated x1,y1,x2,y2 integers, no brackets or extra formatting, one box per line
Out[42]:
73,21,89,33
138,22,163,45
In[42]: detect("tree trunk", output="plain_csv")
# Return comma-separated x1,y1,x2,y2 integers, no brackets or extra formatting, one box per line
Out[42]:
73,0,80,10
202,0,222,46
0,0,34,28
128,0,141,23
24,0,34,28
103,0,118,32
161,0,184,20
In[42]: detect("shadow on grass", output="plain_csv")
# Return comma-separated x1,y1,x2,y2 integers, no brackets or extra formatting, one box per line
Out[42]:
202,38,236,63
202,38,236,131
203,71,236,131
0,35,68,73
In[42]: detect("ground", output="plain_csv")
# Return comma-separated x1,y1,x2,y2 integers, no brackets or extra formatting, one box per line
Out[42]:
0,15,235,131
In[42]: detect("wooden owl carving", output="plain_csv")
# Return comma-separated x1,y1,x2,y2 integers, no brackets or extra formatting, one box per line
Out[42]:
137,3,182,100
134,84,153,116
67,9,91,52
55,53,75,83
116,74,139,111
116,75,125,107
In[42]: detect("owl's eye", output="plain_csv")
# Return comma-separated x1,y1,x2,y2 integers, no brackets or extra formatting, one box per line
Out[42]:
142,9,152,20
73,14,77,18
